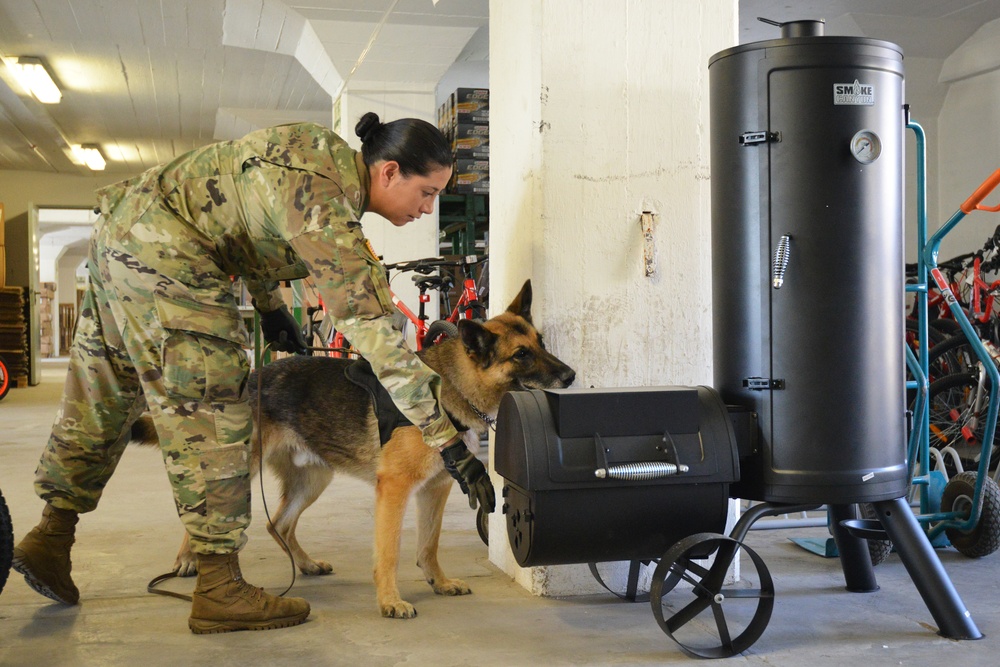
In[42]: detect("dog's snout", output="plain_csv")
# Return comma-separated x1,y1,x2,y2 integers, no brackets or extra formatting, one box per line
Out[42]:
560,367,576,387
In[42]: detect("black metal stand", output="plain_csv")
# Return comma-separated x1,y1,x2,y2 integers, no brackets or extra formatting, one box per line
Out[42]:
729,502,822,542
871,497,982,639
829,504,879,592
735,499,980,640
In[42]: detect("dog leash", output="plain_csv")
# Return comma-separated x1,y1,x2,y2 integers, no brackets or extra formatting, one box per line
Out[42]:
147,571,193,602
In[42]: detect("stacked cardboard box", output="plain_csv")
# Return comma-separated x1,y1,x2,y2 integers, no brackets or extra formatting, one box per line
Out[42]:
438,88,489,194
40,282,56,357
1,203,6,289
0,286,28,385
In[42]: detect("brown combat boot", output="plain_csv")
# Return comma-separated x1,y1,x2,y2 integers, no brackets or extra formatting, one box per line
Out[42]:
188,552,310,634
12,504,80,605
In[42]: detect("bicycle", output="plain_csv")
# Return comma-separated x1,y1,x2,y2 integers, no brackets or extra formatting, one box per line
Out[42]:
926,364,1000,477
0,354,10,401
904,229,1000,393
383,254,488,349
295,254,487,357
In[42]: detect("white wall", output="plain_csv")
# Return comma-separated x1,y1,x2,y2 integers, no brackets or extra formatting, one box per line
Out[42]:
488,0,737,596
936,18,1000,262
335,84,444,342
0,170,124,222
435,24,489,110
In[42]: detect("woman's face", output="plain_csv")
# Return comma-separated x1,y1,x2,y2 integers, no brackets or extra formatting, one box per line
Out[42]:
371,161,452,227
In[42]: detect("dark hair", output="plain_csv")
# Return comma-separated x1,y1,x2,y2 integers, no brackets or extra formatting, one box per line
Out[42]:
354,112,452,177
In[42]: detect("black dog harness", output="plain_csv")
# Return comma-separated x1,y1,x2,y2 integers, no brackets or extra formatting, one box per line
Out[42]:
344,358,473,446
344,358,413,445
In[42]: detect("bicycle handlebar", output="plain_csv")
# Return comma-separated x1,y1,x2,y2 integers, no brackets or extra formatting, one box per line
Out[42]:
961,168,1000,214
384,255,486,274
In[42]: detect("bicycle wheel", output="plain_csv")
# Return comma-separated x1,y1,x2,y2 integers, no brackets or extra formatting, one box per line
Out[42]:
926,372,1000,475
0,490,12,596
931,318,962,335
905,321,954,402
925,333,979,379
0,355,9,401
423,320,459,348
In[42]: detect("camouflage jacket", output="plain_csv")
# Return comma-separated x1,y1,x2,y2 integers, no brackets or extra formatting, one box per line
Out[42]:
95,123,457,448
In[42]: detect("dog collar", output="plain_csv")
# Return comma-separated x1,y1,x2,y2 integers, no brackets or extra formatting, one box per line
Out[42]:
468,402,497,432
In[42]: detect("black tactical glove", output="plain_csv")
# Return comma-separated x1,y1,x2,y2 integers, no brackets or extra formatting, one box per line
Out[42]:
440,441,496,512
259,305,309,354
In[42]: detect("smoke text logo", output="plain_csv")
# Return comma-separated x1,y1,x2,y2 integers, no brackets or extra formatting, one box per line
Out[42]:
833,80,875,106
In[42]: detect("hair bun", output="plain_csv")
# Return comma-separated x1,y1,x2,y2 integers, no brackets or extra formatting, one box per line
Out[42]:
355,112,382,144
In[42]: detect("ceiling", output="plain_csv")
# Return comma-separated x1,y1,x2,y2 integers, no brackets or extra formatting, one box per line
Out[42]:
2,0,997,177
2,1,997,178
4,1,999,257
0,0,488,175
741,0,1000,52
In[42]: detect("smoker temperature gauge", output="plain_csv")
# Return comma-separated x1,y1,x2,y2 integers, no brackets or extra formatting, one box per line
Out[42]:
851,130,881,164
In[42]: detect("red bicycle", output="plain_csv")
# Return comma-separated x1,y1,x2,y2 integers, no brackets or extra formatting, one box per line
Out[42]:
0,354,10,401
299,255,488,356
384,254,488,349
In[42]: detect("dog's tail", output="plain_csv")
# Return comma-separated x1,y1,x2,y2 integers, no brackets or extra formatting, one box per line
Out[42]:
130,415,158,447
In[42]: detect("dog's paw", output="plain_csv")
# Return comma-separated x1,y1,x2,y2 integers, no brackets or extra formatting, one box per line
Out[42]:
173,555,198,577
299,560,334,576
379,599,417,619
431,578,472,596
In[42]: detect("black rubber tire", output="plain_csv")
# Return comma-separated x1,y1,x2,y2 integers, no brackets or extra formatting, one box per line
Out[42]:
925,333,978,379
859,503,892,566
926,372,1000,475
0,491,13,596
423,320,459,348
931,318,962,335
906,321,955,402
942,471,1000,558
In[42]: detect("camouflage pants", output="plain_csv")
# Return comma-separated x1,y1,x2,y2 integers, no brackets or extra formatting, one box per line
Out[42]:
35,195,253,555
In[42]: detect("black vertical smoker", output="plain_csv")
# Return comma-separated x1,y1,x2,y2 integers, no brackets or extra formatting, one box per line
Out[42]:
709,17,978,642
494,19,981,658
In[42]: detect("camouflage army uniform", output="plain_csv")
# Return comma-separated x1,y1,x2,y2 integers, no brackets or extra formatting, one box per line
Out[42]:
35,123,458,554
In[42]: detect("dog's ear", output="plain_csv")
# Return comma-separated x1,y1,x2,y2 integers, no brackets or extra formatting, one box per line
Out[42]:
505,279,533,323
459,319,499,367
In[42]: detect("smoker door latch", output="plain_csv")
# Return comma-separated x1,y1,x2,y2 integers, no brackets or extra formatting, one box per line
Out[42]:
739,131,780,146
743,377,785,391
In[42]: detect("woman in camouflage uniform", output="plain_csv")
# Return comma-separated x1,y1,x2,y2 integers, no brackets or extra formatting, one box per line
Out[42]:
12,112,493,633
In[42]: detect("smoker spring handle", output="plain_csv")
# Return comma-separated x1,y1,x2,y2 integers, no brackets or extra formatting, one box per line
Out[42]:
595,461,689,480
771,234,791,288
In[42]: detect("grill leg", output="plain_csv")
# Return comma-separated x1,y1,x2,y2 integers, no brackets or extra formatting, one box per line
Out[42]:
872,497,982,639
829,504,878,592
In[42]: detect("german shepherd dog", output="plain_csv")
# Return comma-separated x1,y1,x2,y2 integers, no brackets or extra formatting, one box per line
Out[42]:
140,280,575,618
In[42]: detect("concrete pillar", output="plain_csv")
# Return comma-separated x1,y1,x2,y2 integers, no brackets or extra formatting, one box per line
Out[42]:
488,0,738,595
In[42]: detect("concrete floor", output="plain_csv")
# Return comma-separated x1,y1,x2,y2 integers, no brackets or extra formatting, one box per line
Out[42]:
1,358,999,666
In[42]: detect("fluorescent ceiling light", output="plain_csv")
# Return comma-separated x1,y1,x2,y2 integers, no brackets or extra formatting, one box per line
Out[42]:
72,144,106,171
7,56,61,104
